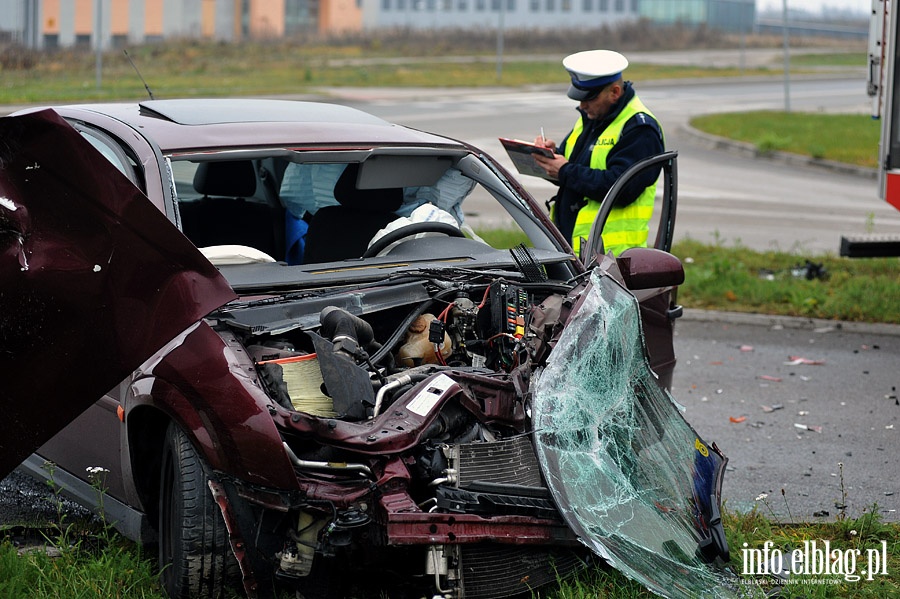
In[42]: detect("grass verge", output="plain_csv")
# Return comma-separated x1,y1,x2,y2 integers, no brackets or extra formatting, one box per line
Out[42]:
3,505,897,598
671,238,900,325
689,111,881,168
478,229,900,325
0,49,775,104
0,33,861,105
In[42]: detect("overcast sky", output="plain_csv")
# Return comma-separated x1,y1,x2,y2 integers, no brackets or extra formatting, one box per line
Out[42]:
758,0,870,13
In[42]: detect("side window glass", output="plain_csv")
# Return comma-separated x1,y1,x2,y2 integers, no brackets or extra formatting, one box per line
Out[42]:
170,161,201,201
72,124,144,192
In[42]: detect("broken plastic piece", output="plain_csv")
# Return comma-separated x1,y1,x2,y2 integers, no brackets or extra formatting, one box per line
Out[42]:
758,375,783,382
729,416,747,423
794,423,822,433
785,356,825,366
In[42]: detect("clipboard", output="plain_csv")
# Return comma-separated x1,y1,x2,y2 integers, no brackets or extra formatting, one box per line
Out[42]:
498,137,557,181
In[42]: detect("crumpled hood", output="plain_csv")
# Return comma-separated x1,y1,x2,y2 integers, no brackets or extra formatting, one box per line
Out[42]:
0,109,236,478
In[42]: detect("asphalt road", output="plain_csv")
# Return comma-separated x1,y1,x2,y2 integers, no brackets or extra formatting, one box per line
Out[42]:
333,72,900,255
674,312,900,522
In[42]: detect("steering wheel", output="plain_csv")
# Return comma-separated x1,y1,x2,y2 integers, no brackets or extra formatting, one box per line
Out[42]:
363,222,466,258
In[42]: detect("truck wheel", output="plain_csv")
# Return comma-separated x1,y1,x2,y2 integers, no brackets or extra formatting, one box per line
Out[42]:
158,422,237,599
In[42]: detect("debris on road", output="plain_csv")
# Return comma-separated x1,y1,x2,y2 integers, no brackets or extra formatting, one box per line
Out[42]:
785,356,825,366
791,260,828,281
794,423,823,433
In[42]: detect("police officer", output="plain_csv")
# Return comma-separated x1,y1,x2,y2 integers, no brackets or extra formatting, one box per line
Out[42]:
534,49,664,256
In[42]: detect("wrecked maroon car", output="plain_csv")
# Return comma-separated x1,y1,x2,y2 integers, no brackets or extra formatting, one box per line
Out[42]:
0,100,738,599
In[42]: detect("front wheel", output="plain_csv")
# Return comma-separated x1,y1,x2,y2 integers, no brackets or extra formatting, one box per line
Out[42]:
158,422,238,599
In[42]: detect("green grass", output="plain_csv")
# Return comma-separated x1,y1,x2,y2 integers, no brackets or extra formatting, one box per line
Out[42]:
4,506,897,598
690,110,881,168
0,531,164,598
790,52,867,67
475,230,900,325
671,238,900,324
0,53,771,104
0,36,856,105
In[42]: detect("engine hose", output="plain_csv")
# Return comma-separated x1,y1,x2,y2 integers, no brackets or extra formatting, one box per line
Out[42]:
320,306,374,344
373,370,433,417
368,290,453,366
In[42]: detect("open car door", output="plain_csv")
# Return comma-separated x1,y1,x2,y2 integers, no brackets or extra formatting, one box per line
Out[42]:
581,151,682,390
580,150,679,260
0,109,236,478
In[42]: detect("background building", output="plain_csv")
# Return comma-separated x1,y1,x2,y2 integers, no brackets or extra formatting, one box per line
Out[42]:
362,0,639,32
639,0,754,34
2,0,765,49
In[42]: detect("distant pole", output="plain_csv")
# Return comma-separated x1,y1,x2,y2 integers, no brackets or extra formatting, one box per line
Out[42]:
95,0,102,90
782,0,791,112
496,0,505,81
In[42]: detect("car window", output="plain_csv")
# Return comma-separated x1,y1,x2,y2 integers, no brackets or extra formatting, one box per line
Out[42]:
74,125,141,189
170,160,198,200
170,160,268,203
168,152,542,264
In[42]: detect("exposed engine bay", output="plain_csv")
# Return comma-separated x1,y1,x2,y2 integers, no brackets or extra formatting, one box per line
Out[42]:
213,271,588,598
207,266,733,599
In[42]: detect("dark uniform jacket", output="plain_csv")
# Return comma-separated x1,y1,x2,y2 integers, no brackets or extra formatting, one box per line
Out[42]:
552,82,664,244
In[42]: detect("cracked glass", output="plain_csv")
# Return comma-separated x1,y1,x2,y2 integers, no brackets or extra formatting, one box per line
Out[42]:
533,272,755,598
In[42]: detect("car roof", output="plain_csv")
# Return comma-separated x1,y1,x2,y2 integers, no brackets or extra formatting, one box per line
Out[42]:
56,98,461,153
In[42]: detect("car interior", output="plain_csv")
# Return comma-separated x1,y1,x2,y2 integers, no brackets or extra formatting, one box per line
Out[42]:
179,160,284,259
169,151,542,267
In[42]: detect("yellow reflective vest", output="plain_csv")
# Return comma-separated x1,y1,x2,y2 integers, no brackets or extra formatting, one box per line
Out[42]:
562,96,660,256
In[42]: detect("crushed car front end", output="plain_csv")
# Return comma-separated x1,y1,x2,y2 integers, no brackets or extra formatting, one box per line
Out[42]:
1,101,738,599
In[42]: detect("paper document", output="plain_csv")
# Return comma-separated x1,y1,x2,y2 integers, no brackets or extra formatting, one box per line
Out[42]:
498,137,557,181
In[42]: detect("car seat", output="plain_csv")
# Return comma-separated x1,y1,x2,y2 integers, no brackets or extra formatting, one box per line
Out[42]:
179,160,280,258
302,164,404,264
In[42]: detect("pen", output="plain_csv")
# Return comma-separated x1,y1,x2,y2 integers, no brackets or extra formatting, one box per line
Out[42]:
540,127,546,145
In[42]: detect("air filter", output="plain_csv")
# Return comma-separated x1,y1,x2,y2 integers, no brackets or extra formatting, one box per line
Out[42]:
258,354,335,417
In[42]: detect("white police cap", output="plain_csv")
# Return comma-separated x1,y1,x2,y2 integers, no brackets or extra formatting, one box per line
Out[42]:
563,50,628,100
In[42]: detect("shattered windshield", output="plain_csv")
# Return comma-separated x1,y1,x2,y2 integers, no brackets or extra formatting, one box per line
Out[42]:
533,272,753,599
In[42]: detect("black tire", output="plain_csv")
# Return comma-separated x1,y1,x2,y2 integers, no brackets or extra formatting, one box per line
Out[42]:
158,422,238,599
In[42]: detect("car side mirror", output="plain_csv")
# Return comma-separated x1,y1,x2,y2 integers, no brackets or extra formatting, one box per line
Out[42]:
616,247,684,290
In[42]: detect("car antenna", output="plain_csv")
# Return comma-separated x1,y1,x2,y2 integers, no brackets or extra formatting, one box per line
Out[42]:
123,49,155,100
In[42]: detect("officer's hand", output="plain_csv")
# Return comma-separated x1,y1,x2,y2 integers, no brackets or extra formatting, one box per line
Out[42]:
533,153,567,179
533,137,557,152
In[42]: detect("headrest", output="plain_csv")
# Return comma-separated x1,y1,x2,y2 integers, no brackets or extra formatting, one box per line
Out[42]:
332,163,404,213
193,160,257,198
